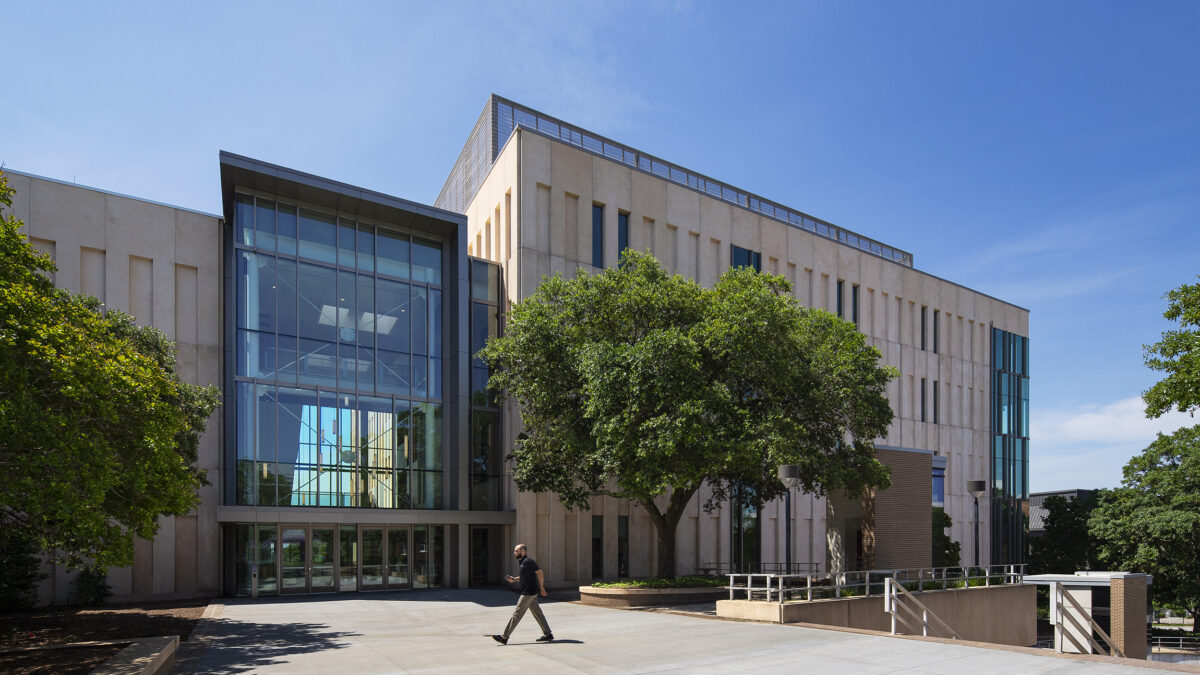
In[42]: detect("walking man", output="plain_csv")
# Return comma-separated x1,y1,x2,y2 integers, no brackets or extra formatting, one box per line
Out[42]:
492,544,554,644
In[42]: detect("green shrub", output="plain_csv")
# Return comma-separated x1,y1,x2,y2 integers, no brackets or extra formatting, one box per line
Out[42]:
590,576,724,589
0,526,46,610
70,567,112,606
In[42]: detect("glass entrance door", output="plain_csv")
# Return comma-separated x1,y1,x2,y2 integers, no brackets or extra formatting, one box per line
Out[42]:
361,528,384,590
470,526,501,586
339,525,358,591
311,527,336,592
257,525,278,595
280,527,308,594
386,527,409,589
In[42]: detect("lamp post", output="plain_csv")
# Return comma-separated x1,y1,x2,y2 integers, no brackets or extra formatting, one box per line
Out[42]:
967,480,987,568
778,465,802,574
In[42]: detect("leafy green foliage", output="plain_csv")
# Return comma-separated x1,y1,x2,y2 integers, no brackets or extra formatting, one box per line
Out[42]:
589,576,724,589
69,567,113,606
1143,278,1200,417
932,507,961,568
0,525,46,610
0,170,221,573
1027,493,1098,575
1090,425,1200,621
479,250,896,576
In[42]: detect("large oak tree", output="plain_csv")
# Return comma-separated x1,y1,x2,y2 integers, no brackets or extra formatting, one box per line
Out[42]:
479,250,896,577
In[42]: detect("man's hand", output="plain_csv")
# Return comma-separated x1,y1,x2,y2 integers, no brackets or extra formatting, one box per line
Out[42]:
539,587,548,597
505,574,516,583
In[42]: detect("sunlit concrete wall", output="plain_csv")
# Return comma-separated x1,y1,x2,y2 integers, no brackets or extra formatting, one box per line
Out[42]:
465,127,1028,583
8,170,222,604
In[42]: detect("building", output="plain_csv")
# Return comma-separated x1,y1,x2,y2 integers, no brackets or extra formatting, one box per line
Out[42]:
439,95,1029,580
7,93,1029,603
1028,489,1097,539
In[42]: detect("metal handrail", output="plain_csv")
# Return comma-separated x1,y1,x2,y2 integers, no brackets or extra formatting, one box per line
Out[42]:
884,577,960,639
1150,636,1200,653
1056,584,1123,658
726,564,1026,604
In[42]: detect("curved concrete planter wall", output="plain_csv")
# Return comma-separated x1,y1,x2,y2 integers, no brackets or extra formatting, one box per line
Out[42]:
579,585,725,608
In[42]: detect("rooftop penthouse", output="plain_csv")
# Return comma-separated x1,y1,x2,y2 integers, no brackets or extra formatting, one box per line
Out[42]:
437,94,914,268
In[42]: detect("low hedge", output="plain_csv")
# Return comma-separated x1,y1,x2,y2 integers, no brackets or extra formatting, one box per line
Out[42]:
589,576,725,589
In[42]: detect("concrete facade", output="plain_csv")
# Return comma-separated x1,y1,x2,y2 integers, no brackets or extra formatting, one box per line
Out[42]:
717,583,1038,647
8,170,224,604
459,120,1027,583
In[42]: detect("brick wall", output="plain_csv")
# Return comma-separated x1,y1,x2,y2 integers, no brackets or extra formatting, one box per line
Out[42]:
873,448,932,569
1111,575,1148,659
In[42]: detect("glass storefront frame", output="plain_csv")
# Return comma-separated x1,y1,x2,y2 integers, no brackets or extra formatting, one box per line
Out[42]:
232,523,442,597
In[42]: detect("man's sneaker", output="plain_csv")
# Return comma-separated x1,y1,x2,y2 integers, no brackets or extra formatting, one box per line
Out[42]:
492,634,508,645
536,634,554,642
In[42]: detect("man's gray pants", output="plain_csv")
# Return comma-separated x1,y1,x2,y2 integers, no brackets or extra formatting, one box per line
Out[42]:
503,593,551,639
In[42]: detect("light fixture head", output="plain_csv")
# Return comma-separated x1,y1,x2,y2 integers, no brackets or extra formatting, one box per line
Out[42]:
967,480,987,499
777,464,802,490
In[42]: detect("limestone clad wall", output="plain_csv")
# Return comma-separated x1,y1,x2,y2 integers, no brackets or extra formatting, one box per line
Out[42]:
465,128,1029,581
9,171,222,604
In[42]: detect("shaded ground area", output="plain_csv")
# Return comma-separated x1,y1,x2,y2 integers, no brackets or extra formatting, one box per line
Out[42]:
0,598,208,675
0,644,124,675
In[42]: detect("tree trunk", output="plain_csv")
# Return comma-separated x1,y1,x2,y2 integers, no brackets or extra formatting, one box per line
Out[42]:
640,485,698,579
655,523,677,578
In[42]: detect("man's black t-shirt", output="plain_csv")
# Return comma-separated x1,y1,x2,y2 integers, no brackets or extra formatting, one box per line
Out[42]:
517,556,541,596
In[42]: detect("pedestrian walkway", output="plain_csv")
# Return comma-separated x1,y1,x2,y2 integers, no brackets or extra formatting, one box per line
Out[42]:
187,588,1190,673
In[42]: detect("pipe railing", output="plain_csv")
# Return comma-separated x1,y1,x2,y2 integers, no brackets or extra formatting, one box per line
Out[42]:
1150,635,1200,653
884,577,960,639
727,564,1026,604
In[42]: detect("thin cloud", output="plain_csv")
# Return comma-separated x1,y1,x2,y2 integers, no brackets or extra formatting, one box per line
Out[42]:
1034,396,1194,447
1031,396,1197,491
982,267,1139,305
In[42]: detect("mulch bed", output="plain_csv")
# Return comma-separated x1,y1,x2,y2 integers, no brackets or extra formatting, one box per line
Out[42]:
0,599,209,675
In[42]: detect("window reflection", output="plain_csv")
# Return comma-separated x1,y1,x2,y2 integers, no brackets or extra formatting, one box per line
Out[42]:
233,194,444,511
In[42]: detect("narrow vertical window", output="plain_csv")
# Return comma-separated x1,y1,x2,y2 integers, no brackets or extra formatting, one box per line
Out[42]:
933,310,940,354
851,284,860,328
921,306,928,350
921,378,927,422
617,211,629,264
591,515,604,579
592,205,604,268
617,516,629,578
730,245,762,272
933,380,939,424
837,280,845,319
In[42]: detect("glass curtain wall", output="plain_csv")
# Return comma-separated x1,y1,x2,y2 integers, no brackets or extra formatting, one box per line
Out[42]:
233,193,444,509
991,327,1030,564
469,259,503,510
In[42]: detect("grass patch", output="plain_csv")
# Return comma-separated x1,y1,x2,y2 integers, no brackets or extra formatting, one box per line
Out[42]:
589,576,724,589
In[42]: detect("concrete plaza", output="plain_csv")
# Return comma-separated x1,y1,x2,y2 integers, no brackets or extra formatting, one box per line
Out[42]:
184,589,1187,673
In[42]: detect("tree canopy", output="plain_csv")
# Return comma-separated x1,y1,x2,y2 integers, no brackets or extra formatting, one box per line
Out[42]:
1090,425,1200,620
479,250,896,576
932,507,961,568
0,170,220,572
1143,277,1200,418
1028,493,1099,575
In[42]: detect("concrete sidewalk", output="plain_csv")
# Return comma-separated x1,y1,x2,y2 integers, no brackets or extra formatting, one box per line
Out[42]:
188,588,1189,673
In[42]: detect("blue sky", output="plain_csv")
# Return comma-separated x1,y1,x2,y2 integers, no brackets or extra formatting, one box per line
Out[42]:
4,1,1198,492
